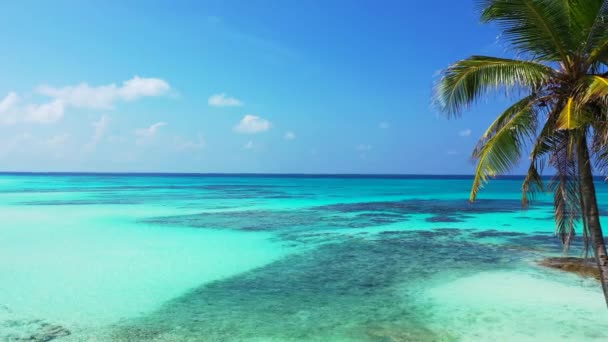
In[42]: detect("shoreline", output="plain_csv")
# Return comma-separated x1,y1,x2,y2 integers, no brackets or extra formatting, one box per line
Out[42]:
539,257,600,280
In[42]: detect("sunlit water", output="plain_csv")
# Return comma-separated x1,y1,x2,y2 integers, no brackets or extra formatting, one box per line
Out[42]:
0,174,607,341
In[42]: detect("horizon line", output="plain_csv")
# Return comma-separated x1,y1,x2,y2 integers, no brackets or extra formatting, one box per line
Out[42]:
0,171,586,179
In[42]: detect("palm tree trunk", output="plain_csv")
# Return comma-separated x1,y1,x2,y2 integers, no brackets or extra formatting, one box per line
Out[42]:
577,135,608,307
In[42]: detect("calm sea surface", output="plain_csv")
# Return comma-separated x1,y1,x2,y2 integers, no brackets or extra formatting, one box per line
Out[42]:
0,174,607,341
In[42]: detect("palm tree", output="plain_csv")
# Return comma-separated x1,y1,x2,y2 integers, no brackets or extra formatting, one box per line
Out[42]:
434,0,608,306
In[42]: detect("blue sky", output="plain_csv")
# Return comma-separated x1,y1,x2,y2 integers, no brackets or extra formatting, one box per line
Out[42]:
0,0,521,174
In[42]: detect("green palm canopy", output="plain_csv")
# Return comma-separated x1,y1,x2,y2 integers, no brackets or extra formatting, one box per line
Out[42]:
434,0,608,307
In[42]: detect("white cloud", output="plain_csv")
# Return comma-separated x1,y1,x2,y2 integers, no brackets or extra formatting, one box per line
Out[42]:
234,114,271,133
0,76,170,126
378,121,390,129
459,128,472,137
83,115,112,152
244,140,254,149
136,122,167,138
24,100,65,124
120,76,170,100
0,133,70,160
0,92,64,124
135,122,167,145
45,134,70,148
0,92,21,124
0,133,33,157
107,135,127,144
284,131,296,140
208,93,243,107
356,144,372,159
356,144,372,152
37,84,115,110
175,133,206,150
37,76,170,110
92,115,111,144
0,92,19,112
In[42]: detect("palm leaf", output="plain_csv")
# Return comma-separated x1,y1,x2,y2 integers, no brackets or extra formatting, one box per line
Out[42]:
584,0,608,66
591,117,608,177
564,0,604,48
579,76,608,104
522,107,563,207
478,0,572,62
548,133,581,249
435,56,553,115
470,96,539,202
522,160,544,208
555,97,591,130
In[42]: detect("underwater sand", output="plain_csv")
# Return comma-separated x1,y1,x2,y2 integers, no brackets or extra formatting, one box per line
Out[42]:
0,174,606,341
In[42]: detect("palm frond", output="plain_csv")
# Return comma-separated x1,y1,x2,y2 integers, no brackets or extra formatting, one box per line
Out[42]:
585,0,608,66
434,56,553,115
521,99,575,207
522,160,544,208
564,0,604,49
548,132,581,250
478,0,572,62
580,1,607,47
591,118,608,177
578,76,608,105
470,96,539,202
555,97,591,130
521,107,563,207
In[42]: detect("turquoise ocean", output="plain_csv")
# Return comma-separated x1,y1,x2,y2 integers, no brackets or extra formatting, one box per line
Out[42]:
1,173,607,341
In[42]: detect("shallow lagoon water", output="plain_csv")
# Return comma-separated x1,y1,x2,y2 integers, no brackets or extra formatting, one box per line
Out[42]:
0,174,607,341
